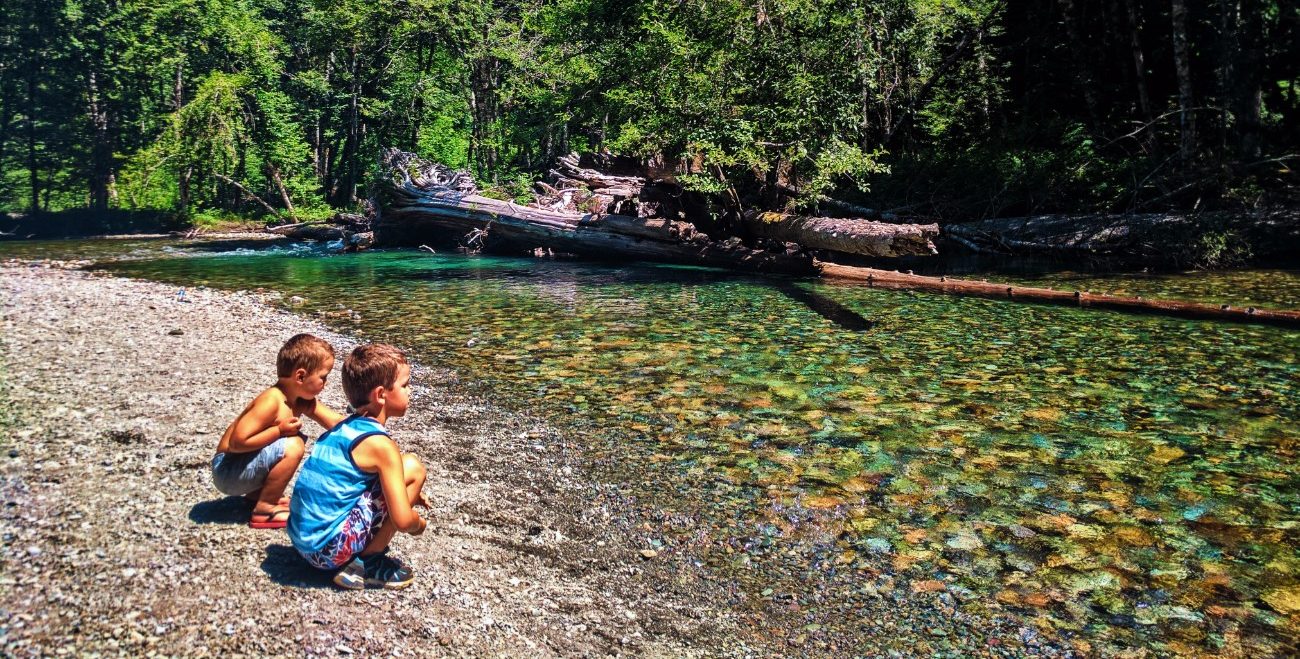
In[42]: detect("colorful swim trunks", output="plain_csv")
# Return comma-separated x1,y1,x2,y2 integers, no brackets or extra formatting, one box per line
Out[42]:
300,482,389,570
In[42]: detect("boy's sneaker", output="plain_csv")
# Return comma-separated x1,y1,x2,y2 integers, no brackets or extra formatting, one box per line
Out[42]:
362,552,414,589
332,556,365,590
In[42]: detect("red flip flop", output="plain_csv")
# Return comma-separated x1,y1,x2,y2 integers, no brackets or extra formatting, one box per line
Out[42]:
249,509,290,529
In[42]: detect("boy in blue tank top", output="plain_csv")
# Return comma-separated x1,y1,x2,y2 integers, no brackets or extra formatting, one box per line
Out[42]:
288,343,429,589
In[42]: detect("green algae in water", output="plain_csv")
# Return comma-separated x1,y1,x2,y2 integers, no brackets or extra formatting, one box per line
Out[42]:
69,245,1300,656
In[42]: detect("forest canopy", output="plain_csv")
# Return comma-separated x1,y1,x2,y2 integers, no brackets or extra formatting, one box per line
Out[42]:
0,0,1296,223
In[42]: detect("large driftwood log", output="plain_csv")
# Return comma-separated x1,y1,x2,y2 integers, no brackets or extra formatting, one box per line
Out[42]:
743,211,938,258
376,150,940,264
816,261,1300,329
375,150,815,273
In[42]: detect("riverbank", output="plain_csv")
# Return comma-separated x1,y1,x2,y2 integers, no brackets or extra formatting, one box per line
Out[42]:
0,262,745,657
0,254,1104,658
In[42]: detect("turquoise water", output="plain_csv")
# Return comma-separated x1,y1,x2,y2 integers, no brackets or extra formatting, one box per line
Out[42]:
5,240,1299,655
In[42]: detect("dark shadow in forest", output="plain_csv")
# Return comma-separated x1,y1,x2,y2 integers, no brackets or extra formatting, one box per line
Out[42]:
188,496,253,525
261,544,335,589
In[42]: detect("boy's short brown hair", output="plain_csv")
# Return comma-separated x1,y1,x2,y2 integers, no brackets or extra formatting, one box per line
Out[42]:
277,334,334,377
342,343,408,407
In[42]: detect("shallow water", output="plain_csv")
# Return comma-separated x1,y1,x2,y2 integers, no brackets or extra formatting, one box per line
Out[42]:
6,240,1298,655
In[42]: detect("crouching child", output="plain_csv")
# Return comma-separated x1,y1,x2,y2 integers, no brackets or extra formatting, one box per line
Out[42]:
212,333,344,529
288,343,429,589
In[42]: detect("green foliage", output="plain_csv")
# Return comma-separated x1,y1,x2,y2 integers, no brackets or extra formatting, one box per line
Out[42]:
1192,230,1254,269
0,0,1295,228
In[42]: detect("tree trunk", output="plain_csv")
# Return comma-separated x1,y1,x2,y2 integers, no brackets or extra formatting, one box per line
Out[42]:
25,73,38,213
469,56,500,177
86,67,117,212
816,261,1300,329
1232,0,1263,159
1171,0,1197,162
269,165,296,218
742,212,938,258
336,48,361,206
1125,0,1154,128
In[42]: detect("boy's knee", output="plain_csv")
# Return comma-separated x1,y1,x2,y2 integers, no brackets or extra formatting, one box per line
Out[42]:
283,435,306,462
402,453,425,480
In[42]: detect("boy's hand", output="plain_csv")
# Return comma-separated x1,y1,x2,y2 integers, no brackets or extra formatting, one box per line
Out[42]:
413,492,432,509
276,416,302,437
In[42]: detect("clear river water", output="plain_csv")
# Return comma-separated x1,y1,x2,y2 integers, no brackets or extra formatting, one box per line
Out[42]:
4,238,1298,656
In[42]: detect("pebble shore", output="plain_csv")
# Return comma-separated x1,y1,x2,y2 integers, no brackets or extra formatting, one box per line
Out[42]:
0,258,1079,657
0,263,743,657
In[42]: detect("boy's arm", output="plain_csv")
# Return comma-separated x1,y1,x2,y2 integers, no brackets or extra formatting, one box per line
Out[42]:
352,436,425,535
228,394,300,453
300,398,346,431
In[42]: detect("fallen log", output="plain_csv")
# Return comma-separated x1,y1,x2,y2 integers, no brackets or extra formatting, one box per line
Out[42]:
743,211,938,258
375,150,940,266
375,149,814,273
264,221,344,241
816,261,1300,329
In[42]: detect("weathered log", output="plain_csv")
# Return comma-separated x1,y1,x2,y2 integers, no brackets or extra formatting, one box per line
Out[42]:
743,211,938,258
942,210,1300,262
377,151,939,264
265,221,344,241
375,149,814,273
816,261,1300,329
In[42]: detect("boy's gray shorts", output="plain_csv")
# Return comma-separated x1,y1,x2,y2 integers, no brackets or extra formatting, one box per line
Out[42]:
211,437,289,496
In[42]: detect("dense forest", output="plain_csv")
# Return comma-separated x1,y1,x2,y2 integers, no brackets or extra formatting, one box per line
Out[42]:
0,0,1295,225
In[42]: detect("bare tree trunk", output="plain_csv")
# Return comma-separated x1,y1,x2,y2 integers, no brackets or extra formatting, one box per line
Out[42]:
173,60,184,112
1233,0,1263,159
339,48,360,205
87,69,113,211
269,165,296,219
469,57,500,178
179,165,192,214
214,173,282,218
1171,0,1197,162
174,58,187,213
0,81,9,174
1125,0,1154,126
25,73,38,213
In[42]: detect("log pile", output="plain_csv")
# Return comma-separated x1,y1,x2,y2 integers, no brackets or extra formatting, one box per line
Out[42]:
374,150,815,273
373,149,940,271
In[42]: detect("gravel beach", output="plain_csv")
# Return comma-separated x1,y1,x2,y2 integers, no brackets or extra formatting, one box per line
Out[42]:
0,263,746,657
0,258,1084,658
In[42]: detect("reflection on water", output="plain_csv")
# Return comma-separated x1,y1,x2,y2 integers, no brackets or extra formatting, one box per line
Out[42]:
6,240,1298,655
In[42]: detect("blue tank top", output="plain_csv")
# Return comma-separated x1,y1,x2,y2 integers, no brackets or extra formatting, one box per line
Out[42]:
288,414,388,554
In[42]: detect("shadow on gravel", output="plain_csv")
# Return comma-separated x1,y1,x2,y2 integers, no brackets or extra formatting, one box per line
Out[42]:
261,544,334,589
188,496,252,524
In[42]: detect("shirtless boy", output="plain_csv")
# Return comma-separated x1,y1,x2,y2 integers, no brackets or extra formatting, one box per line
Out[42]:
212,333,345,528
